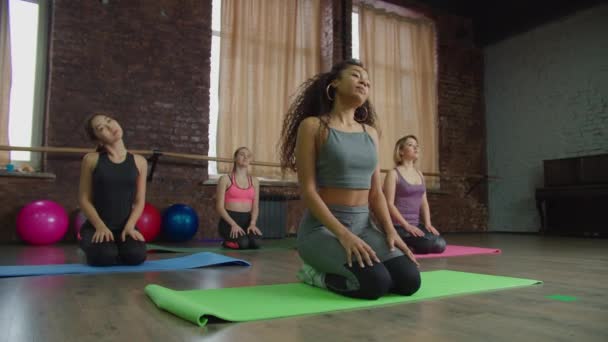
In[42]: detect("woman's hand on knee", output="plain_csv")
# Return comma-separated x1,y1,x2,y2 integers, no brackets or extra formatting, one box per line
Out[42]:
338,232,380,268
121,228,145,242
426,224,440,236
247,225,263,236
387,231,419,267
92,227,114,243
405,224,425,237
230,225,246,239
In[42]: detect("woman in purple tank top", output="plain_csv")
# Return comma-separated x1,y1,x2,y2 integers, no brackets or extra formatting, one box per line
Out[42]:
383,135,446,254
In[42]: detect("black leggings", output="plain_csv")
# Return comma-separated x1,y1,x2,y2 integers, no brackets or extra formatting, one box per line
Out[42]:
325,255,421,300
218,210,260,249
79,224,147,266
298,206,420,299
395,224,447,254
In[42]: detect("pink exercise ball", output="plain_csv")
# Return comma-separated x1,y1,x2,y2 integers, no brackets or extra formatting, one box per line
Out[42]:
16,200,69,245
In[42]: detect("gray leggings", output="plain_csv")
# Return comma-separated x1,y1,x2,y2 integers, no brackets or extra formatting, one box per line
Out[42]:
298,205,420,299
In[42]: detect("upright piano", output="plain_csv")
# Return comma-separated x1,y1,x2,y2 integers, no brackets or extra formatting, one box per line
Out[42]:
535,153,608,237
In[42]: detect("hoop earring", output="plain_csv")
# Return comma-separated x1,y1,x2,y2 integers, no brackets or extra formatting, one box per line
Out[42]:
326,84,334,101
355,106,369,122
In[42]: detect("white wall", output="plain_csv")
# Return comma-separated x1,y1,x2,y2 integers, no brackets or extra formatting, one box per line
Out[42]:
485,4,608,231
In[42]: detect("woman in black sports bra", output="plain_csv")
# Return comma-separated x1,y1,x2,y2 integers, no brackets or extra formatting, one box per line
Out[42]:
78,113,147,266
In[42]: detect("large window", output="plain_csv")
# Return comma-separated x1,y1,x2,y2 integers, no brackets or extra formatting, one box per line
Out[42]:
208,0,321,179
6,0,48,167
207,0,221,176
353,2,439,182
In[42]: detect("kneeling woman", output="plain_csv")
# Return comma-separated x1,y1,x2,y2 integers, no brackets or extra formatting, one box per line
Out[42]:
279,59,420,300
78,113,147,266
383,135,446,254
216,147,263,249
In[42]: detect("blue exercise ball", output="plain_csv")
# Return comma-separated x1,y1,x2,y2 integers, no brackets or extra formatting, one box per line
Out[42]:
162,204,199,242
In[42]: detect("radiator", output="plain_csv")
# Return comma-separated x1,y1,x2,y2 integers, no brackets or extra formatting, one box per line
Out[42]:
258,196,288,239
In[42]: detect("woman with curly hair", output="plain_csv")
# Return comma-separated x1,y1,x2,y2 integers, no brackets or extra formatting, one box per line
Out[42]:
279,59,420,299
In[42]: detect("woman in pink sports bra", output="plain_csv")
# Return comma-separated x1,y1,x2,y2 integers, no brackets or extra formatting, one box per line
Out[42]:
215,147,262,249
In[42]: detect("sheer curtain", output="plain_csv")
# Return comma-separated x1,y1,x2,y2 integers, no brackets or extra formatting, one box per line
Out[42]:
358,2,438,180
217,0,322,178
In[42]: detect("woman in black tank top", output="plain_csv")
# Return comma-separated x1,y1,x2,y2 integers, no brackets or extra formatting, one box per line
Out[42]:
77,113,148,266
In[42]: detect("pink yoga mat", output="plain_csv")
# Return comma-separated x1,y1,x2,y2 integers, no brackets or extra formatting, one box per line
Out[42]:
414,245,501,259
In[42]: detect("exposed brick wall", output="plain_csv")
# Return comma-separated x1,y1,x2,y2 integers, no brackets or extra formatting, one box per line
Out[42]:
433,13,488,232
0,0,212,242
321,0,352,70
334,0,353,63
0,177,64,242
0,0,487,243
320,0,334,72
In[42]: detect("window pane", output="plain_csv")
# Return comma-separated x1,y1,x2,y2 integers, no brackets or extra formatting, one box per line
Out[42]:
208,35,221,175
208,0,222,175
212,0,221,33
8,0,39,161
352,11,359,60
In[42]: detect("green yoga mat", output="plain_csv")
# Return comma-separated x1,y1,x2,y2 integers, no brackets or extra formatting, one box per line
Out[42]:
145,270,541,326
146,242,295,253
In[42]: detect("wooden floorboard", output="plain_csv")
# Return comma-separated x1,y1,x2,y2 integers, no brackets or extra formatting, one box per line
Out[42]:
0,234,606,342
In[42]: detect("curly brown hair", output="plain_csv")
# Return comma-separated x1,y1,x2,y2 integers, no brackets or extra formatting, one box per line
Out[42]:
278,59,378,171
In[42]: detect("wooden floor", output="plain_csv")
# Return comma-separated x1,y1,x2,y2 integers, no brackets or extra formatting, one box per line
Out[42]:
0,234,606,342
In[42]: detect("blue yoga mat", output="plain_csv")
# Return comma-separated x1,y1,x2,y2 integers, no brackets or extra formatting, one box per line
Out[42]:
0,252,250,278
